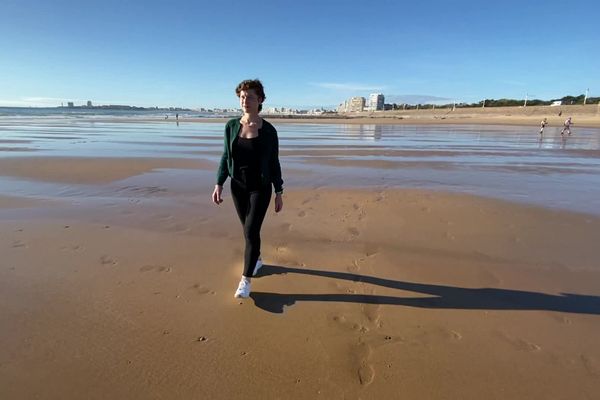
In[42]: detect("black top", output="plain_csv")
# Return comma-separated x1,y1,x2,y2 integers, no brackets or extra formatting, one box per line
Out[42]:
233,136,262,190
217,118,284,193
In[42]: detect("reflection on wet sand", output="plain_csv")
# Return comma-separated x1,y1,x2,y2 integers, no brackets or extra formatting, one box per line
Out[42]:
1,119,600,214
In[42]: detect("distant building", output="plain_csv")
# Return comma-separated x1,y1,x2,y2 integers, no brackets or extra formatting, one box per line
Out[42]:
369,93,384,111
337,100,349,113
348,97,366,112
67,102,74,108
87,100,92,107
550,100,562,107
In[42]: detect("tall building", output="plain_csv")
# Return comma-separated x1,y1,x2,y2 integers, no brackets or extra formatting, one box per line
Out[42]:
369,93,384,111
348,96,366,112
337,100,349,112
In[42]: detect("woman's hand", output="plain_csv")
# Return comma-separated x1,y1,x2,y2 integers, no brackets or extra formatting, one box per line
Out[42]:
274,193,283,213
212,185,223,205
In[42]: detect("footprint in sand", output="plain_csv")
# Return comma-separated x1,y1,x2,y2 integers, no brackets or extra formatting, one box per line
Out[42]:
301,194,320,205
12,240,27,248
297,210,306,217
515,339,541,352
358,364,375,386
476,268,501,286
190,283,212,295
361,303,381,325
496,332,541,352
155,214,174,221
413,327,464,345
139,265,172,273
580,355,599,377
276,245,290,255
448,330,463,340
330,314,367,333
559,316,572,325
100,255,118,266
347,227,360,238
364,244,379,258
355,341,375,386
167,223,191,233
329,281,357,294
60,244,84,252
346,265,360,274
346,258,363,275
352,203,367,220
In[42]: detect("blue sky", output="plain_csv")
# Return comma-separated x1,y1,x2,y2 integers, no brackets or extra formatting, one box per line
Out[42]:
1,0,598,109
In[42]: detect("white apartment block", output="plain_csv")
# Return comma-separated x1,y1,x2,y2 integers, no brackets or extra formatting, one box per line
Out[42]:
348,96,366,112
369,93,384,111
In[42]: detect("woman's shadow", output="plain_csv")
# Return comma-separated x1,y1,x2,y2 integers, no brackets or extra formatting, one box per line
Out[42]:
250,265,600,315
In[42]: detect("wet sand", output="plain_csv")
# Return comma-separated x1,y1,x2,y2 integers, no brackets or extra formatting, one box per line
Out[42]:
1,151,600,399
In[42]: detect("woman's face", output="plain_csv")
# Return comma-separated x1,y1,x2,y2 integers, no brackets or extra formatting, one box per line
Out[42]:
239,89,263,114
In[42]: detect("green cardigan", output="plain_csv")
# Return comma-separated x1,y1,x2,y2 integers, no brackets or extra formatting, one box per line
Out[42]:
216,117,284,193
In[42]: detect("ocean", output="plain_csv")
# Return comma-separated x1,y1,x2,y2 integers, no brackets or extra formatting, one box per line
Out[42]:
0,107,233,119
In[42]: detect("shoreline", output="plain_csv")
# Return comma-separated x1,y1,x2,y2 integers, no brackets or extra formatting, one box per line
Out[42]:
31,104,599,128
63,114,600,129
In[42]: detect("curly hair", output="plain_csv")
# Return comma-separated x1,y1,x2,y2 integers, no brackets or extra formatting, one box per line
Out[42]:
235,79,266,112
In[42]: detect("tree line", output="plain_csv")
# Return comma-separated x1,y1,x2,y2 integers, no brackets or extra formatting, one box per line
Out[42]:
389,94,599,110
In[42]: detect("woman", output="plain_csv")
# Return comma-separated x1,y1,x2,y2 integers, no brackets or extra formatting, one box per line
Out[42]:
212,79,284,298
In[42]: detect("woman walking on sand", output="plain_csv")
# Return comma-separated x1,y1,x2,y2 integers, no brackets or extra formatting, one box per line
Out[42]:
211,79,284,298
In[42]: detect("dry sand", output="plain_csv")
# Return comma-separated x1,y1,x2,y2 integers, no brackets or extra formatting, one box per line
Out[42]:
1,155,599,399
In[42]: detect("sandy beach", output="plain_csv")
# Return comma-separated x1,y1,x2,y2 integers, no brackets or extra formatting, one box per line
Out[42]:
1,119,600,399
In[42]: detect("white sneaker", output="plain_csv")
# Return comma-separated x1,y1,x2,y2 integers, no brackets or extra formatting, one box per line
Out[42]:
252,258,263,277
234,278,251,298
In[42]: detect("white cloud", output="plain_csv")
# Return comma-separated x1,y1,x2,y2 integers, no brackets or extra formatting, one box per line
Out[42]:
385,94,453,105
0,97,75,107
0,97,130,107
311,82,387,92
500,80,527,86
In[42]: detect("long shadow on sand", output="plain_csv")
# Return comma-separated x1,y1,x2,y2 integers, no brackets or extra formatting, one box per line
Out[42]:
250,265,600,315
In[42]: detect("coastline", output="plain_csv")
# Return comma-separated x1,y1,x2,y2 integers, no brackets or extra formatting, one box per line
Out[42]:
66,104,600,128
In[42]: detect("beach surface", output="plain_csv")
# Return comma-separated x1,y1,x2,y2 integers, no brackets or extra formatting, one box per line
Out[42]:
1,118,600,399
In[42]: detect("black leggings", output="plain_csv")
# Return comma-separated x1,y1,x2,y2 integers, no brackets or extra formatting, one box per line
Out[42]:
230,179,272,277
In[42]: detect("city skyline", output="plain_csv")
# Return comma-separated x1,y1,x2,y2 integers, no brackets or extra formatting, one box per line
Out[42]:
1,0,598,109
1,90,595,112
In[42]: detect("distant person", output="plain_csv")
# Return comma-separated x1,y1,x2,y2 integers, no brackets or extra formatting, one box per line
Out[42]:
539,118,548,135
561,117,573,136
176,113,179,120
165,115,168,120
211,79,284,298
558,110,563,117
